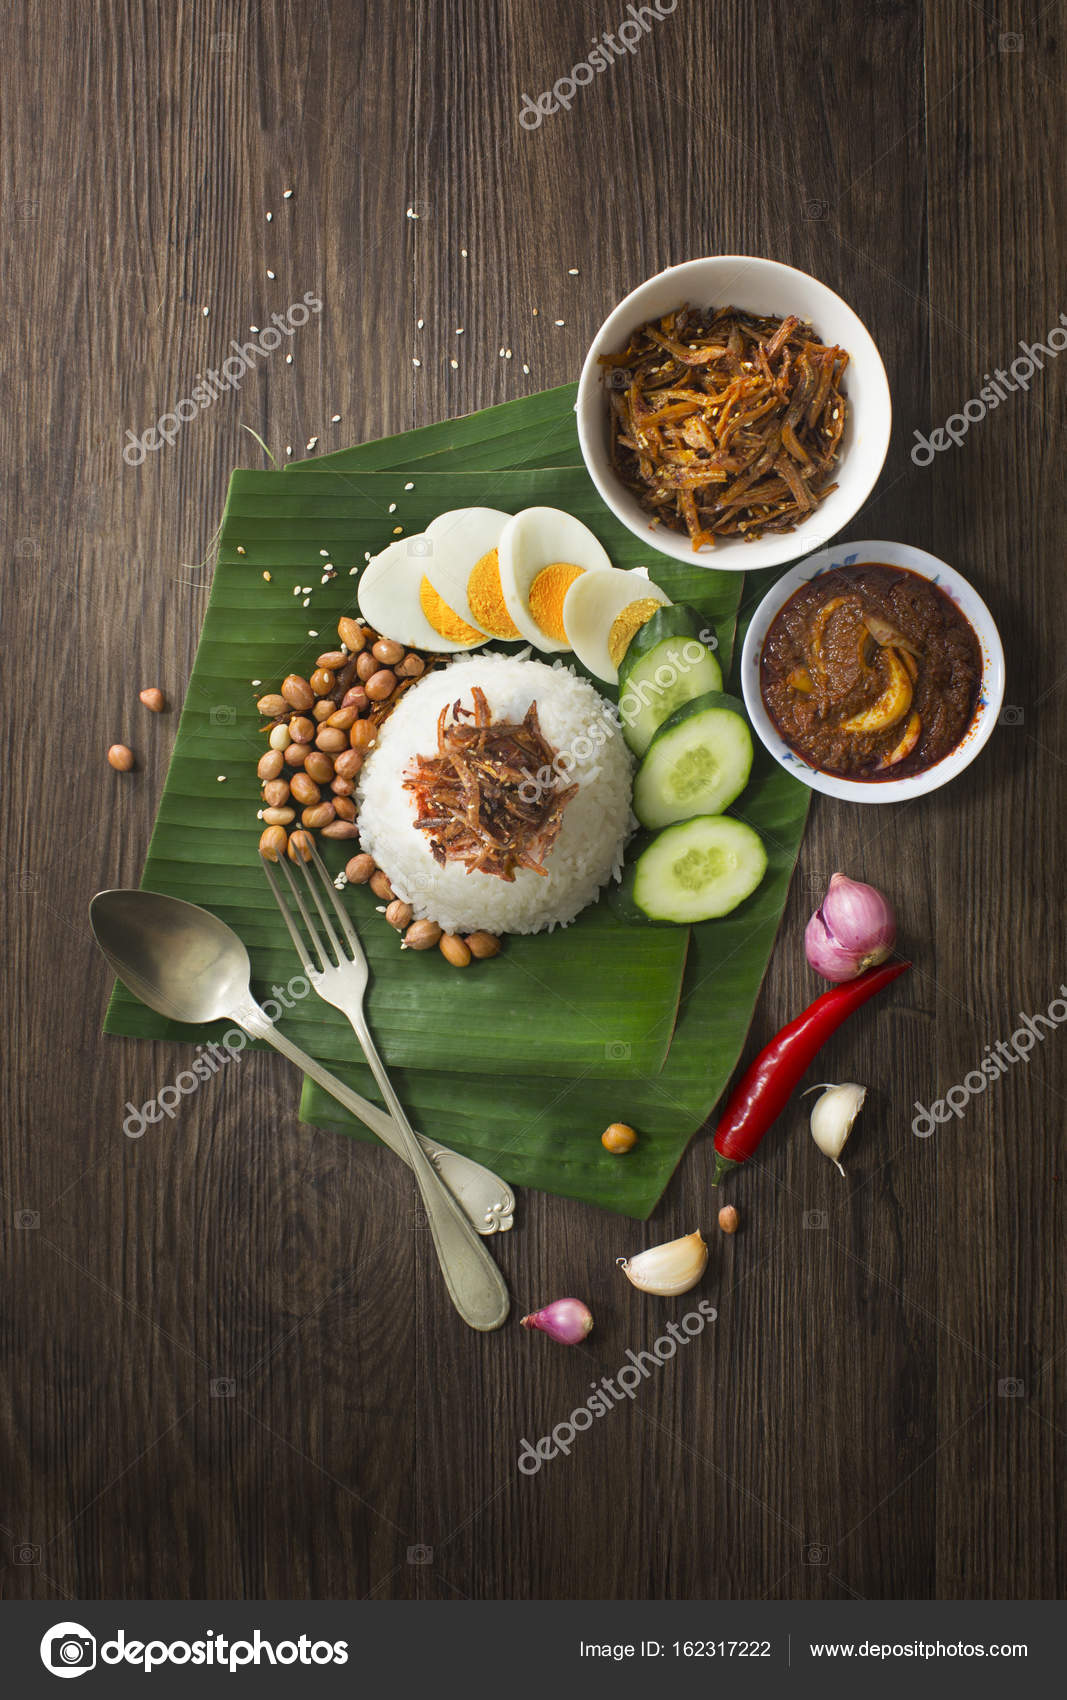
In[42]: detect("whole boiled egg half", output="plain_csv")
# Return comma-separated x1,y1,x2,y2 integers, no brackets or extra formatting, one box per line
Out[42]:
562,568,671,683
496,508,613,652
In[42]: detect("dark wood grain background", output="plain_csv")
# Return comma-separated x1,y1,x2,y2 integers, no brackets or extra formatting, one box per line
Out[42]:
2,0,1064,1602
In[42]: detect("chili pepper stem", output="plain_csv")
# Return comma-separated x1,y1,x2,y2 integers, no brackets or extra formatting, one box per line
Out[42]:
712,1153,738,1187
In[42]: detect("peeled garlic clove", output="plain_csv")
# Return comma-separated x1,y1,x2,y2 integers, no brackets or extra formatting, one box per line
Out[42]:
617,1230,708,1296
806,1082,867,1175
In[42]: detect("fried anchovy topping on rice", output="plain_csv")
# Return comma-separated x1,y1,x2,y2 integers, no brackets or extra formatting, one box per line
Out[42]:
599,305,849,549
403,686,578,880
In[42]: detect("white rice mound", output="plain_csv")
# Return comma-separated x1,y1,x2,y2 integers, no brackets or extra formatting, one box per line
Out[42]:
355,653,635,935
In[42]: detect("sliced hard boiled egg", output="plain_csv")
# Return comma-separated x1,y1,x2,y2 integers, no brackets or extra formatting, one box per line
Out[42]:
562,568,671,683
497,507,614,652
422,508,512,636
357,537,488,652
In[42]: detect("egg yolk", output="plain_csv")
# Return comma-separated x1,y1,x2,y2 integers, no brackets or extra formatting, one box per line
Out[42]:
527,563,584,643
466,549,521,640
419,577,484,645
607,598,662,668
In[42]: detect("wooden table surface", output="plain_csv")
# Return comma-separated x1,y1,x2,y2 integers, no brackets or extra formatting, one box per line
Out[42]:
3,0,1064,1603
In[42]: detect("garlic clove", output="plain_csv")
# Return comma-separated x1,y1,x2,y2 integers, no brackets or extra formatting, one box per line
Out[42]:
617,1229,708,1296
806,1082,867,1174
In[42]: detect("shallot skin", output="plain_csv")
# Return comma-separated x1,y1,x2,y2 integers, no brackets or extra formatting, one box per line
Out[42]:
805,872,896,982
520,1298,593,1345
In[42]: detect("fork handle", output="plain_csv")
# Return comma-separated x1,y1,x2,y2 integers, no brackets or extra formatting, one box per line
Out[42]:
236,1003,510,1331
345,1009,511,1333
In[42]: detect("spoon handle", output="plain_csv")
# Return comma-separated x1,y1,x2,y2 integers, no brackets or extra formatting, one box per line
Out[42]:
233,1004,515,1237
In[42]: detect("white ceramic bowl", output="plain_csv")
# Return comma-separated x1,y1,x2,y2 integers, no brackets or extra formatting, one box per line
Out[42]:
740,540,1006,802
576,256,892,572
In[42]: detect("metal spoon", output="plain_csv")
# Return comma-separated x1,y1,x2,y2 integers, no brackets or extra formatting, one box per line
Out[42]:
89,889,516,1240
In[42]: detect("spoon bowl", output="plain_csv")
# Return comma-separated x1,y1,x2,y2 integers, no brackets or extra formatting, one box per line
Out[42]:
89,888,253,1023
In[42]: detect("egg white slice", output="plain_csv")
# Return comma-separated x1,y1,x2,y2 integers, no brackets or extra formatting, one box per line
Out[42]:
562,567,671,683
497,507,614,652
420,507,510,632
357,538,488,652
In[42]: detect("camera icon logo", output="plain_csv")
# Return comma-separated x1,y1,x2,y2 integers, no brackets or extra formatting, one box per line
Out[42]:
802,1210,828,1230
406,537,433,558
15,1209,40,1230
210,704,237,726
606,368,634,391
15,537,41,557
999,31,1023,52
998,705,1024,726
210,1377,236,1397
40,1623,96,1678
998,1377,1025,1398
407,1544,433,1565
14,1542,41,1564
803,1543,830,1565
605,1041,631,1061
803,199,829,220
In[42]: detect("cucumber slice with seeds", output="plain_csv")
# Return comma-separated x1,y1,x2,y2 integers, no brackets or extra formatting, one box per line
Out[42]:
632,691,753,829
630,816,768,924
617,605,723,756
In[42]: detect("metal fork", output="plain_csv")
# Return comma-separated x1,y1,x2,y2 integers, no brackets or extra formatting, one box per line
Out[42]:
260,840,510,1332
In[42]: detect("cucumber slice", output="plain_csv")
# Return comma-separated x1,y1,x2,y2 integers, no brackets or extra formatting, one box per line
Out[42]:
617,605,723,756
632,691,753,829
631,816,768,924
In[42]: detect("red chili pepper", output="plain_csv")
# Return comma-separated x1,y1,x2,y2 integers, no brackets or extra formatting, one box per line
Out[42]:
712,960,911,1184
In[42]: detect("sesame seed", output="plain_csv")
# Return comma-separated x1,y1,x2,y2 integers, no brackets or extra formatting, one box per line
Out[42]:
450,358,459,369
286,353,293,363
392,525,403,535
250,324,259,332
349,566,357,575
499,348,506,358
568,267,579,275
522,363,530,374
283,188,293,199
388,503,397,513
286,445,292,455
412,357,421,367
308,630,318,637
532,308,539,316
266,211,273,222
319,549,329,556
505,349,512,359
302,586,311,594
202,306,209,317
217,775,226,783
267,269,276,279
307,436,318,449
417,317,424,329
364,551,371,561
455,327,464,335
554,319,565,326
251,679,262,687
331,413,341,422
261,572,271,583
404,481,414,490
236,545,245,554
292,587,301,596
302,596,310,607
460,247,468,256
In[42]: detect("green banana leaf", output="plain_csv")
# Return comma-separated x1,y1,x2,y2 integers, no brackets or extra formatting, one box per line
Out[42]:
105,385,810,1216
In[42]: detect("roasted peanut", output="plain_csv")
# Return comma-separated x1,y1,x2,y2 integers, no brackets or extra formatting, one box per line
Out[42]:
257,693,288,717
349,721,377,752
302,801,336,829
326,706,358,731
281,674,315,711
320,819,360,839
396,653,425,679
465,932,501,959
262,778,290,807
385,899,414,930
601,1122,638,1155
139,686,166,712
403,919,442,950
333,748,364,780
259,825,289,861
330,775,355,797
332,796,357,822
261,806,296,826
303,751,335,784
268,723,292,752
283,742,309,767
314,725,348,753
372,637,405,666
289,772,321,806
369,870,395,902
718,1205,740,1235
287,829,314,862
355,650,378,682
365,668,397,702
316,650,347,670
289,715,314,743
344,853,376,884
258,749,284,781
312,698,335,722
338,616,366,653
107,744,135,771
340,684,369,712
439,933,472,968
310,667,335,696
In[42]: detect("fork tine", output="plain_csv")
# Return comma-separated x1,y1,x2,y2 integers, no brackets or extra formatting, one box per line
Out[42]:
306,839,364,959
259,851,321,975
288,845,347,966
